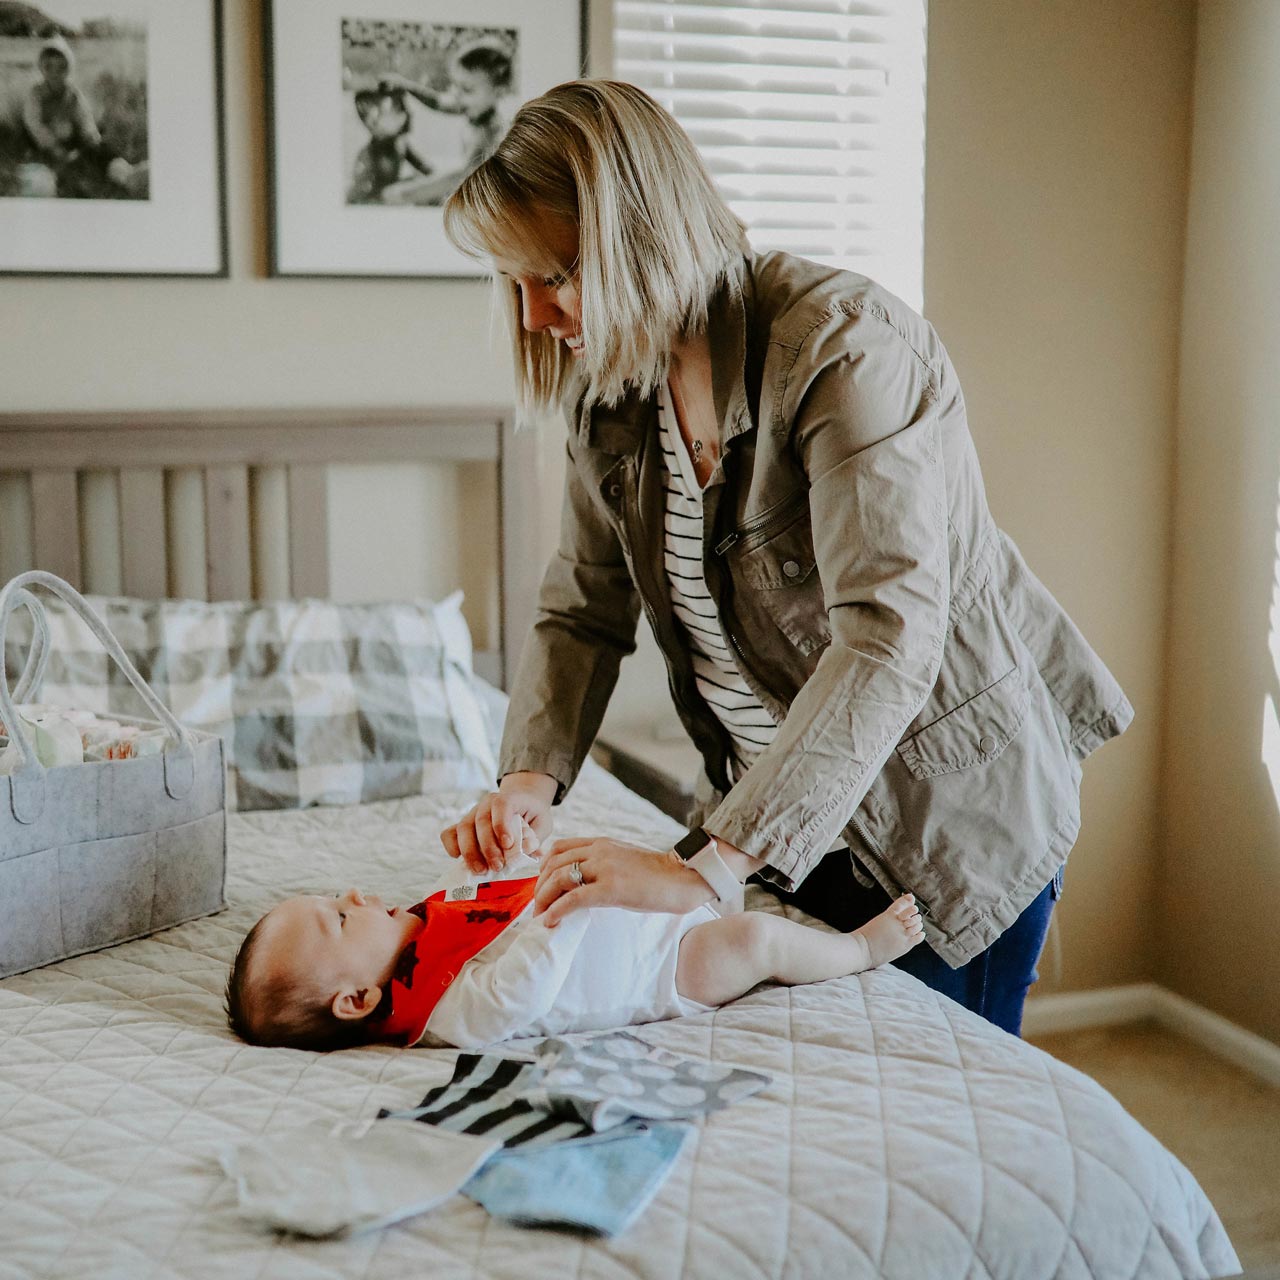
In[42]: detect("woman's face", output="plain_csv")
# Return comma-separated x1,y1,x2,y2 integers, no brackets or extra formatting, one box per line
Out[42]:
492,219,584,357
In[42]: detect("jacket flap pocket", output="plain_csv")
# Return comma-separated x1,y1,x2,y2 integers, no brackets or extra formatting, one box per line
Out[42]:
735,508,817,591
896,665,1029,779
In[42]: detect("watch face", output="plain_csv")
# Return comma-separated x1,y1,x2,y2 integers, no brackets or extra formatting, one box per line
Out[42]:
676,828,710,860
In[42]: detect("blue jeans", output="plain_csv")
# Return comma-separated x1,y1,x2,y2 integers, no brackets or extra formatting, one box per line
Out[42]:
754,851,1060,1036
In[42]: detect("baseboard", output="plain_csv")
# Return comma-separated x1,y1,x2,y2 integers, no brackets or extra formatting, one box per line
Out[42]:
1024,983,1280,1087
1151,987,1280,1088
1022,983,1160,1036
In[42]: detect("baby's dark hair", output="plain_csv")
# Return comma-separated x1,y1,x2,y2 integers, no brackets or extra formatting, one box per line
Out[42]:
224,913,373,1051
456,45,512,91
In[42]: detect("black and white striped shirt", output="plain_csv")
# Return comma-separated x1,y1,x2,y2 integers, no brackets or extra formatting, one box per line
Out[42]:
657,382,777,776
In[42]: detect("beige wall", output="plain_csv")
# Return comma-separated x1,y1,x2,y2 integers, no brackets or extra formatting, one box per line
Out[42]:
3,1,1205,1004
921,0,1195,993
1157,0,1280,1043
3,0,518,414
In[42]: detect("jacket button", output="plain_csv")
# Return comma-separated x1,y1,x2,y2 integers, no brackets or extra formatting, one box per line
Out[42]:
979,734,997,754
782,559,801,578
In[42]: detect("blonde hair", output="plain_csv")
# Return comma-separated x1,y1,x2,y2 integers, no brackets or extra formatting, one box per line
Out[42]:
444,79,749,414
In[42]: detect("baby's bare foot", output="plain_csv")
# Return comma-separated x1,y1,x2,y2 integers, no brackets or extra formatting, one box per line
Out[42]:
856,894,925,968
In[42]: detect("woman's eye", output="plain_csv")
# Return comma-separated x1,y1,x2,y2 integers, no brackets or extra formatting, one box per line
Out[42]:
339,912,346,925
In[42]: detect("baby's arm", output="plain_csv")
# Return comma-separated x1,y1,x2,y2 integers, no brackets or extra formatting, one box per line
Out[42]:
379,73,460,114
675,895,923,1007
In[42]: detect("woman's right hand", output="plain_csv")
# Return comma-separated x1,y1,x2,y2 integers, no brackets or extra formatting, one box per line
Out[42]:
440,771,558,874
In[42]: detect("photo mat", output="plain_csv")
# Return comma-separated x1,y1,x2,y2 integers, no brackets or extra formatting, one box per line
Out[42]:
267,0,583,278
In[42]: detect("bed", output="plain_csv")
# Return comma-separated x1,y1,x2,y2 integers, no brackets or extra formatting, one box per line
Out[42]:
0,409,1240,1279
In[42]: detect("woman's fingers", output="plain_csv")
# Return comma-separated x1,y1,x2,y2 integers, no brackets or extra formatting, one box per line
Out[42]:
541,836,594,864
491,792,523,854
440,823,462,860
454,820,487,875
539,881,605,928
533,859,592,915
475,806,503,869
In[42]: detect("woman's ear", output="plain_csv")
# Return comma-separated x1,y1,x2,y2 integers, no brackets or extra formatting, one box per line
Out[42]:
332,985,382,1022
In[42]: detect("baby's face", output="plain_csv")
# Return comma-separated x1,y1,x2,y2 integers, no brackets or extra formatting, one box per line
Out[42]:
255,888,421,1008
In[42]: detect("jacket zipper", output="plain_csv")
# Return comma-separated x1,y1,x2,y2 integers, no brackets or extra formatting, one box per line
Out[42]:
846,811,930,918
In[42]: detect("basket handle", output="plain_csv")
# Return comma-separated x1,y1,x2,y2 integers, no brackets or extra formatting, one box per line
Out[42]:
7,588,52,705
0,571,196,823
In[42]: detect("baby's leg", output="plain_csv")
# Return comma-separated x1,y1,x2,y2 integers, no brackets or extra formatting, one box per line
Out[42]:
676,895,924,1007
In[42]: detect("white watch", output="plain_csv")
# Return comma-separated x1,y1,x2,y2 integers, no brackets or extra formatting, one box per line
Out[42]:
685,839,745,915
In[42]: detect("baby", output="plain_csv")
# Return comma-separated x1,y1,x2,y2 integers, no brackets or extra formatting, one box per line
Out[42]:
226,839,924,1052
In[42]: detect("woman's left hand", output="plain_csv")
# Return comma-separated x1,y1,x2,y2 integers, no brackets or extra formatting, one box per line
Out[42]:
533,837,713,926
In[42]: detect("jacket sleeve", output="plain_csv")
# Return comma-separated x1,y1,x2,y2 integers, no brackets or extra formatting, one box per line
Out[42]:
704,309,950,889
497,431,642,801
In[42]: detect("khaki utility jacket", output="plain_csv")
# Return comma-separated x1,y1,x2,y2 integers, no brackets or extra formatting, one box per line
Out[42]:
499,251,1132,966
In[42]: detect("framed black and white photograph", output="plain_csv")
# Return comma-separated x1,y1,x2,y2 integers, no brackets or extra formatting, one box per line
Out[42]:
0,0,225,276
265,0,584,278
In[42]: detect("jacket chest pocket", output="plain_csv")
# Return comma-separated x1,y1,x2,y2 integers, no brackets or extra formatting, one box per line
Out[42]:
729,496,830,657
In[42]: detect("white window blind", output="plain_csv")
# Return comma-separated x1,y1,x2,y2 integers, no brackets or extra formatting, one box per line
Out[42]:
614,0,927,309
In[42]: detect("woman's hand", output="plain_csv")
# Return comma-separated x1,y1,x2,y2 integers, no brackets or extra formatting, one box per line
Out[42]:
441,771,558,874
533,838,713,927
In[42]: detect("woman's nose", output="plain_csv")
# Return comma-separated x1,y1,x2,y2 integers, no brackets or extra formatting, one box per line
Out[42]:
520,283,558,333
343,888,366,907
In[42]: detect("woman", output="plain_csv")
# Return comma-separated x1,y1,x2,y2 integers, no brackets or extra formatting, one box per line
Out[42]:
439,80,1132,1035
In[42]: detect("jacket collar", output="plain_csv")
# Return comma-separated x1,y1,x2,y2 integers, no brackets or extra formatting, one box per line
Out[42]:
582,255,757,456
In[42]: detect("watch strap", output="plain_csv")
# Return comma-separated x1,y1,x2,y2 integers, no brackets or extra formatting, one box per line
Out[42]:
686,841,744,915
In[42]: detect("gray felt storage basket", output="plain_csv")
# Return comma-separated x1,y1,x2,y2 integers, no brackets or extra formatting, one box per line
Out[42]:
0,572,227,979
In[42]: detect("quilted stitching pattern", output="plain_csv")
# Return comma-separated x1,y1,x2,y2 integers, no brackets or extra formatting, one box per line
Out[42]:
0,761,1237,1279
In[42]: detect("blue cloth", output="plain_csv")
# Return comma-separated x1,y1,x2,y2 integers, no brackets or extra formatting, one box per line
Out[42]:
462,1119,692,1236
756,851,1062,1036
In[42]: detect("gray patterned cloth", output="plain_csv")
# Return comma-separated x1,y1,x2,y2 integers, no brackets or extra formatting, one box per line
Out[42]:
1,592,495,811
380,1032,772,1148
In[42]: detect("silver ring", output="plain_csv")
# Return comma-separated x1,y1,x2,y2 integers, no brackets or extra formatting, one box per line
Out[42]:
569,860,584,887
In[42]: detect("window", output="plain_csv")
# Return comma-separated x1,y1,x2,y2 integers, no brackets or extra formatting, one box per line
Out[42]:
614,0,928,309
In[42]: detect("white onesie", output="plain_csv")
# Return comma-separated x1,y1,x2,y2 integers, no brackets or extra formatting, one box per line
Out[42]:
419,857,717,1049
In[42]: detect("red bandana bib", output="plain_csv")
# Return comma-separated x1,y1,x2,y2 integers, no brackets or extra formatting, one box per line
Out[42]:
378,877,538,1046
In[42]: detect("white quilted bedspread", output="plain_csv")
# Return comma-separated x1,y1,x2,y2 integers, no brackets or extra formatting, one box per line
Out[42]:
0,759,1238,1280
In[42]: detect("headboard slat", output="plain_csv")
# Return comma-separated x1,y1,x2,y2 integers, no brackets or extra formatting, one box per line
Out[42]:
30,470,82,589
120,469,167,598
204,466,252,601
287,465,330,600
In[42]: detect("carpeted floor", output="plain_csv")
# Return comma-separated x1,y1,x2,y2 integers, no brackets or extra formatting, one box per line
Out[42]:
1028,1021,1280,1273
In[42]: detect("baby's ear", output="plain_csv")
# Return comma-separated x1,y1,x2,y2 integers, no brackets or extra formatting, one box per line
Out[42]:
332,985,382,1022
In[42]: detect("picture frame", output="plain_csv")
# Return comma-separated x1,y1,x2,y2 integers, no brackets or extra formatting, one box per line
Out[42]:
264,0,586,280
0,0,227,278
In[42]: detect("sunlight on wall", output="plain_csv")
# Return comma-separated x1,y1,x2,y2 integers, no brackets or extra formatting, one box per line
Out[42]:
1263,476,1280,813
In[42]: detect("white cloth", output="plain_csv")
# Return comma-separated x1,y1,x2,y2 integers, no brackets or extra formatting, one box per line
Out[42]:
422,898,718,1050
219,1118,499,1238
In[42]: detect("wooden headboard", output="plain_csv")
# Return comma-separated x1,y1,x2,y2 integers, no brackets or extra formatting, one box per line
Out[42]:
0,407,541,689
